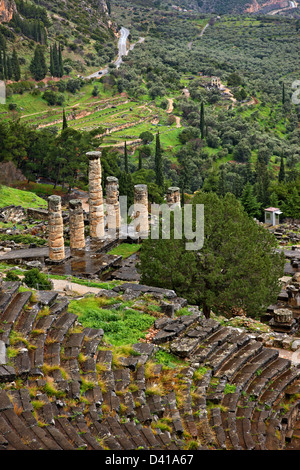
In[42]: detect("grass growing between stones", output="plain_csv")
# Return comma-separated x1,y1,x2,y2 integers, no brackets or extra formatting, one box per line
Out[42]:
107,243,141,259
68,295,155,346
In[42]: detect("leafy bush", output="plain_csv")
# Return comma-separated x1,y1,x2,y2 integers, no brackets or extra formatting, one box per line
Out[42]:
24,268,52,290
68,297,155,346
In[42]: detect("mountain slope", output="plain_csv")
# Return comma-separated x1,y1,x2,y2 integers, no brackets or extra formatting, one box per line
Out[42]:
0,0,118,79
169,0,296,14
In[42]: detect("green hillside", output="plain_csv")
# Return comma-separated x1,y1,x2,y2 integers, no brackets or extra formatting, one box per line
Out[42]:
0,185,47,209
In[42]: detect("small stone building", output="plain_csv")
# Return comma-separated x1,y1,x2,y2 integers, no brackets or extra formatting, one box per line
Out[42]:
264,207,282,226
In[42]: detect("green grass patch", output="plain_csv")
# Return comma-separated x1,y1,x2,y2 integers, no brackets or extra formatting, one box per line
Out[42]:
0,185,47,209
68,296,155,346
107,243,141,259
0,233,46,246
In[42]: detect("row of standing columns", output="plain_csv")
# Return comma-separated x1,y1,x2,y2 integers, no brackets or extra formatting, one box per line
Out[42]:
48,150,180,262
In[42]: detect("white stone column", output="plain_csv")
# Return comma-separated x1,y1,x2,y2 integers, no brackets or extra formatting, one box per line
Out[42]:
48,195,65,262
166,187,181,210
134,184,149,238
87,151,104,239
106,176,120,238
69,199,85,250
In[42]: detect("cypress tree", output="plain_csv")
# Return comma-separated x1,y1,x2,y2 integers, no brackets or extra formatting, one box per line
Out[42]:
282,82,285,105
124,141,128,173
30,45,47,81
58,43,64,77
155,132,163,187
11,48,21,82
6,56,12,80
50,45,55,76
200,101,205,140
2,49,7,80
138,150,142,170
278,155,285,183
53,43,59,77
62,108,68,129
0,50,3,80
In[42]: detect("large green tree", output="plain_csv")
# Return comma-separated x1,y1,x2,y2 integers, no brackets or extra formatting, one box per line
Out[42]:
139,192,284,319
30,45,47,81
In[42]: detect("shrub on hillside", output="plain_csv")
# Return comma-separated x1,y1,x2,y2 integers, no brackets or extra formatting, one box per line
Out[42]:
24,268,52,290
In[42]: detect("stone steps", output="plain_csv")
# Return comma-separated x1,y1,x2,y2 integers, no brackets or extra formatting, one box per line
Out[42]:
1,281,300,451
0,291,32,345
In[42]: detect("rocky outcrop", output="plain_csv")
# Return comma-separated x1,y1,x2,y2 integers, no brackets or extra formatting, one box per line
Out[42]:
97,0,109,14
195,0,294,14
0,0,16,23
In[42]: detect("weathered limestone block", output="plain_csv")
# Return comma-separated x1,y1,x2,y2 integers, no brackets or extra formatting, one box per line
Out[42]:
48,195,65,262
106,176,120,237
87,151,104,239
133,184,149,237
69,199,85,250
274,308,293,324
166,186,181,209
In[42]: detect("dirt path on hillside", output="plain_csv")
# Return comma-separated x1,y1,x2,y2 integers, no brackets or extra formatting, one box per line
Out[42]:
51,279,110,295
167,98,174,114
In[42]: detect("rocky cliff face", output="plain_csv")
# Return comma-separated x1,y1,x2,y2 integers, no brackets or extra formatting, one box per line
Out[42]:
245,0,291,13
97,0,109,14
0,0,16,23
191,0,294,14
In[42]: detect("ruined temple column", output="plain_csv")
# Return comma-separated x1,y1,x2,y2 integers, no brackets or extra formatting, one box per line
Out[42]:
87,151,105,239
166,187,181,210
69,199,86,250
106,176,120,238
133,184,149,238
48,195,65,262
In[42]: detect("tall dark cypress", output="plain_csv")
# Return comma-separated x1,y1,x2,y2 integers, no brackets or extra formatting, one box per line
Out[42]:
138,150,142,170
124,141,128,173
278,155,285,183
30,45,47,81
155,132,163,187
11,48,21,82
58,43,64,77
62,108,68,130
50,45,55,76
53,43,59,77
3,49,7,80
0,50,3,80
6,56,12,80
200,101,205,140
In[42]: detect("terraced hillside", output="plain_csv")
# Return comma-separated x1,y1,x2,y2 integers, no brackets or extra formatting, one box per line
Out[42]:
0,280,300,451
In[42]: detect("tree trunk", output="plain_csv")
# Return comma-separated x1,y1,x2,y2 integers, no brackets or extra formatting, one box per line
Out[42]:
203,303,211,319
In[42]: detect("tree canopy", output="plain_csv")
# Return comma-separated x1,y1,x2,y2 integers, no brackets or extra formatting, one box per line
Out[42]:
139,191,285,319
